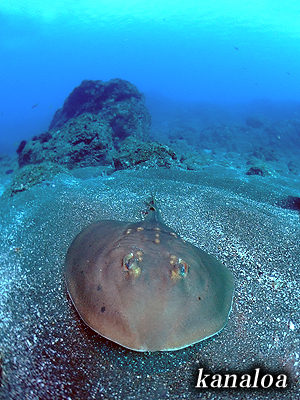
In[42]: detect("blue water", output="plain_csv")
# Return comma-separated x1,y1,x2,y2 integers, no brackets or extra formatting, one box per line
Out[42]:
1,0,300,154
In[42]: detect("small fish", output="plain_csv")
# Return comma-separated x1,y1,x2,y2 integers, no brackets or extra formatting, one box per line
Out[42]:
31,103,39,109
234,47,239,50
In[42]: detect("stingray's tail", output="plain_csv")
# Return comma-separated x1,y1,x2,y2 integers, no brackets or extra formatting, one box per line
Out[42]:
144,192,163,222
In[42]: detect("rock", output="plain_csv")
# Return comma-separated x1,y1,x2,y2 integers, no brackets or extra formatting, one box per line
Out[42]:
4,162,69,197
251,147,278,162
245,116,264,129
246,156,281,177
18,113,115,168
288,160,300,175
197,125,254,153
0,154,18,180
263,119,300,158
49,79,151,141
276,196,300,211
267,160,289,175
16,140,27,154
180,151,213,170
113,137,178,170
17,79,151,169
168,125,198,142
246,166,266,176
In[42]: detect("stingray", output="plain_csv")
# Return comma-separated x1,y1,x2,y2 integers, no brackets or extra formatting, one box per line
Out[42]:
65,197,234,352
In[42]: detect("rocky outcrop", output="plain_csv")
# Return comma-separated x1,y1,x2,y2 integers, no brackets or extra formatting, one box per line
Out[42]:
17,79,151,169
18,113,115,168
245,116,264,129
4,162,69,197
49,79,151,140
113,137,178,170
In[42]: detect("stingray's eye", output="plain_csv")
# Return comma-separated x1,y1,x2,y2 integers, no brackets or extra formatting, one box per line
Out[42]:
123,253,134,270
171,258,188,281
123,253,141,279
178,259,188,277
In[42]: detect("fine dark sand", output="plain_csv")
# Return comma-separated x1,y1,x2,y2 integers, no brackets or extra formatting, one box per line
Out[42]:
0,166,299,399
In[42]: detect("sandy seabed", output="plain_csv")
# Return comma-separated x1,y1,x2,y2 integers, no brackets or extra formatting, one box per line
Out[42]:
0,166,299,400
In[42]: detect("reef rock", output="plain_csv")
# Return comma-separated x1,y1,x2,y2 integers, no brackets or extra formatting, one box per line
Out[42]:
263,119,300,156
276,196,300,211
113,137,178,170
17,79,151,169
18,113,115,169
196,125,255,153
49,79,151,140
4,162,69,197
245,116,264,129
246,166,266,177
179,150,213,171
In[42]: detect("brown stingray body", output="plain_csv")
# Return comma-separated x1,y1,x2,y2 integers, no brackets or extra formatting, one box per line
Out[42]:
65,199,234,351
